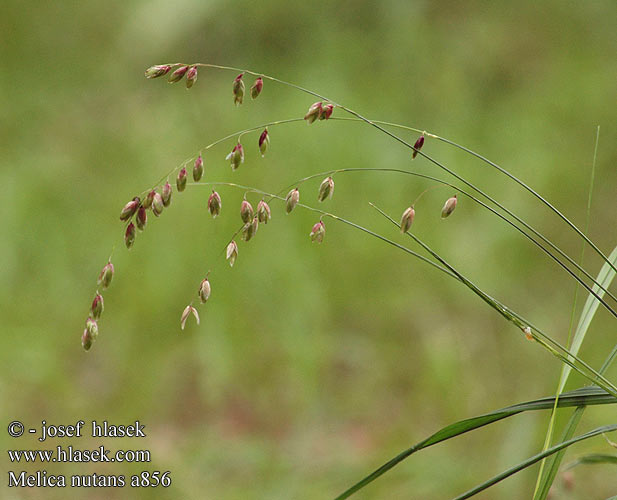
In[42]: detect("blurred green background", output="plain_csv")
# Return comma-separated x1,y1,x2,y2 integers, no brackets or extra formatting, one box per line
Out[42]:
1,1,616,498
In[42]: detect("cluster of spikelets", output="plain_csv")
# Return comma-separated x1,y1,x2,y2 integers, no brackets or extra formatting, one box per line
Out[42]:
400,193,458,233
81,262,113,351
83,64,458,350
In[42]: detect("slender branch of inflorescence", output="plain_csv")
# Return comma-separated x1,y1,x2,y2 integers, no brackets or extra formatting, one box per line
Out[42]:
98,63,617,374
126,110,617,311
160,62,617,298
182,178,617,397
367,203,617,397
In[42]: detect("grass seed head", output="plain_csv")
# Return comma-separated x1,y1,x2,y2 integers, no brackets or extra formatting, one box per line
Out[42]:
198,278,211,303
144,64,172,79
180,305,199,330
286,188,300,213
318,176,335,202
161,181,172,207
310,221,326,243
226,240,238,267
242,217,259,241
97,262,114,289
240,199,254,223
168,65,189,83
124,222,136,249
142,190,155,209
193,155,204,182
176,167,187,192
85,317,99,341
208,190,222,218
119,197,140,221
412,135,425,159
258,128,269,157
81,328,93,351
400,206,415,233
152,192,164,216
186,66,198,89
441,195,458,219
226,143,244,170
304,101,323,124
136,206,147,230
257,199,271,224
232,73,245,105
91,293,104,320
320,103,334,120
251,77,263,99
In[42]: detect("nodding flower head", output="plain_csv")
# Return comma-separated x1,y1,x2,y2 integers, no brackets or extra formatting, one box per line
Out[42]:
144,64,171,79
258,128,269,157
304,102,323,124
193,155,204,182
82,328,93,351
152,192,164,217
125,222,136,249
119,197,140,221
168,65,189,83
240,199,254,223
161,181,172,207
320,103,334,120
242,217,259,242
97,262,114,289
257,199,271,224
232,73,245,105
226,143,244,171
142,190,155,209
412,135,425,159
176,167,188,192
208,191,221,218
85,317,99,341
226,240,238,267
251,77,263,99
91,293,104,320
400,206,415,233
441,195,458,219
180,305,200,330
318,176,335,202
310,221,326,243
186,66,198,89
136,206,147,231
286,188,300,213
198,278,211,303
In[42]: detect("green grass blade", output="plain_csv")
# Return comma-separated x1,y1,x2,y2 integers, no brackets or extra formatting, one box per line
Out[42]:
333,388,616,500
534,245,617,499
559,244,617,393
534,129,602,497
534,407,584,500
534,336,617,500
370,203,617,397
452,425,617,500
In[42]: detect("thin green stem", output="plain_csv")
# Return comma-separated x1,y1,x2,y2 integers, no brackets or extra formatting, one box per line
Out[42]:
128,109,617,310
330,118,617,307
162,62,617,294
533,126,601,498
453,425,617,500
369,203,617,397
274,166,617,315
188,181,455,279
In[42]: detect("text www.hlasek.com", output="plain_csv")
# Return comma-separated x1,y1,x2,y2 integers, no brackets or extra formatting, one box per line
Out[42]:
8,446,151,463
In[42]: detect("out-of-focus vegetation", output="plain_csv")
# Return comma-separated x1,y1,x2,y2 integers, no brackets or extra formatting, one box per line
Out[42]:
1,1,616,498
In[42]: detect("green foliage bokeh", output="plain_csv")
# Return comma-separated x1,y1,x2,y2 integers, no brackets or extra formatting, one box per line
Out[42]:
1,1,616,498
